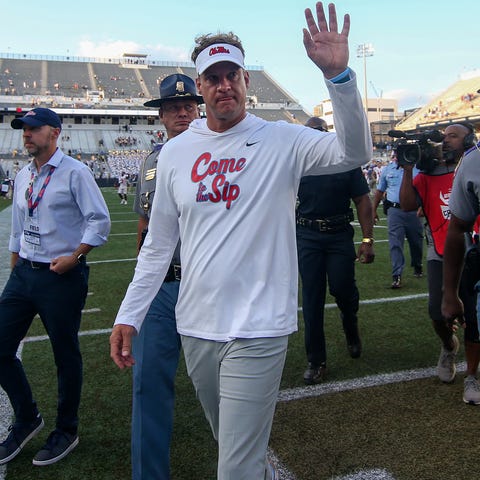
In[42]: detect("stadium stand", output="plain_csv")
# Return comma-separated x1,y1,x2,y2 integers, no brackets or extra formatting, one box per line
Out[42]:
47,60,94,97
92,63,148,100
1,53,479,188
0,55,307,112
395,71,480,132
0,58,43,96
0,53,309,167
247,70,293,104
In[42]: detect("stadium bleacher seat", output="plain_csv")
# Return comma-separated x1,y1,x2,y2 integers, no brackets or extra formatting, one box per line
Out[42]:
0,54,309,160
396,73,480,131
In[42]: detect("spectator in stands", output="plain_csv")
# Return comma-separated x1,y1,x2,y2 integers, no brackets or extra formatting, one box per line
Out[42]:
130,73,203,480
372,152,424,288
399,123,480,404
111,4,371,479
108,150,146,178
297,117,375,385
0,107,110,466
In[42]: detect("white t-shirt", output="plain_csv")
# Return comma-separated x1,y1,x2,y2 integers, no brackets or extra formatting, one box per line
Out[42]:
115,73,372,341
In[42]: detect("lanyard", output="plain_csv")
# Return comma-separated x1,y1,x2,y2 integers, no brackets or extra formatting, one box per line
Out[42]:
28,165,55,217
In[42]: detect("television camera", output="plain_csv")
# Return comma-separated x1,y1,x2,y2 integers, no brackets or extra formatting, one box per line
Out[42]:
388,129,444,172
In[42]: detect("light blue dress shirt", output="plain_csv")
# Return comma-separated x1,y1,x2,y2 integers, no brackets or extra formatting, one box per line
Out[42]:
9,148,110,262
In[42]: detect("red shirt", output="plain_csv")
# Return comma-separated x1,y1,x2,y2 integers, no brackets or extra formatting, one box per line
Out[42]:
413,171,453,256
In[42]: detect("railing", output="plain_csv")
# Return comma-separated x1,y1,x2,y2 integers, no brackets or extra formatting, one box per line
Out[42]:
0,51,263,70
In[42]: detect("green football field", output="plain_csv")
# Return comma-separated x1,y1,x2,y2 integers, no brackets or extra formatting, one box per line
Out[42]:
1,188,476,480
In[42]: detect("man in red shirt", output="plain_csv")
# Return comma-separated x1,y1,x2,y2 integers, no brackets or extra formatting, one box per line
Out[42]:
400,123,480,404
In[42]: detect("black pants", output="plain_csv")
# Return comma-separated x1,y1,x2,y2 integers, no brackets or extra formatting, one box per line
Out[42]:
427,259,479,342
0,260,89,433
297,226,359,366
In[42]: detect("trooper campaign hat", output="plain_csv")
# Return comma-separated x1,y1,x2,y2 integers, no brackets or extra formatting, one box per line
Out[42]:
143,74,203,108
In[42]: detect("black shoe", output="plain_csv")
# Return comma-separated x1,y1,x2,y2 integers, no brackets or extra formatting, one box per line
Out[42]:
391,275,401,289
303,363,327,385
344,326,362,359
0,414,44,465
32,429,79,466
413,266,423,278
347,341,362,358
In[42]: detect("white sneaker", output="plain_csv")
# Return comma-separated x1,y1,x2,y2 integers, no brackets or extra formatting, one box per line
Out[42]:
463,376,480,405
266,459,278,480
436,335,459,383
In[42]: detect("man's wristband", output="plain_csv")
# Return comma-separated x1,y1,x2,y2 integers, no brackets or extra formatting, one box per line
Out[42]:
329,67,351,84
362,238,374,245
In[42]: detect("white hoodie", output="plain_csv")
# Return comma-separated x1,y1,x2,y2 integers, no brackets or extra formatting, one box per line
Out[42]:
114,72,372,341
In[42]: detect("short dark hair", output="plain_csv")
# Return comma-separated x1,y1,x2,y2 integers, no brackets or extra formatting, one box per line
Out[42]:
305,117,328,132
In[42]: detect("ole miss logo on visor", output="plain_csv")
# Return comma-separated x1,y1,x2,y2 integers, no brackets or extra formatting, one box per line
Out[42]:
209,46,230,56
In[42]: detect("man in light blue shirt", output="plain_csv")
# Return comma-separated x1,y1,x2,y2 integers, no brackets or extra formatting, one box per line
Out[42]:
372,155,424,288
0,108,110,467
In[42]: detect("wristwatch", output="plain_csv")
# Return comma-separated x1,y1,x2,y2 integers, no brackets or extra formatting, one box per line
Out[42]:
361,237,374,245
77,253,86,263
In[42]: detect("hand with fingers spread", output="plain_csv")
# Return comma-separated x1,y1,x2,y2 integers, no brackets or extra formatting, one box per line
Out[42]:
303,2,350,79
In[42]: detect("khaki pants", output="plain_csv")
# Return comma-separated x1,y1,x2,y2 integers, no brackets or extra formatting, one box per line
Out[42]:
181,335,288,480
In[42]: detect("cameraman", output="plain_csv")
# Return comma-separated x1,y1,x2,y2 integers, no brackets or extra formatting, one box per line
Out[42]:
399,123,480,404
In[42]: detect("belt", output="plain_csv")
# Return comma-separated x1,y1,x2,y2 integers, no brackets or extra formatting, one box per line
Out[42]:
18,257,51,270
296,210,354,233
164,264,181,282
385,200,401,209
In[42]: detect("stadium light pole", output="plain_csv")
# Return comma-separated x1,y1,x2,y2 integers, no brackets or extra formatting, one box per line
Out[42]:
356,43,374,120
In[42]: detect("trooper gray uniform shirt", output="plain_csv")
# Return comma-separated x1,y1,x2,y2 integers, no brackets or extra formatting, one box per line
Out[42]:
134,144,180,264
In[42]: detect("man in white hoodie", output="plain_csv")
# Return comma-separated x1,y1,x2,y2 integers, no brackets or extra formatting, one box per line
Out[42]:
110,3,372,479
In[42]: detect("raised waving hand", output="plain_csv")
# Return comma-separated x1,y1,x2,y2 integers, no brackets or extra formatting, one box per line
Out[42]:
303,2,350,79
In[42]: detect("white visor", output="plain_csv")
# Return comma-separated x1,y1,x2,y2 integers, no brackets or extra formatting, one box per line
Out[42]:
195,43,245,75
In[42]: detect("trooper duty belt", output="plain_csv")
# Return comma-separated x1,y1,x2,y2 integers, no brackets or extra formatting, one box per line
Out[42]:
296,209,354,233
164,264,181,282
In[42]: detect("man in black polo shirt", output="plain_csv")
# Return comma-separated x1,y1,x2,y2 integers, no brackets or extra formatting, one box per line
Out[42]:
296,117,375,384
